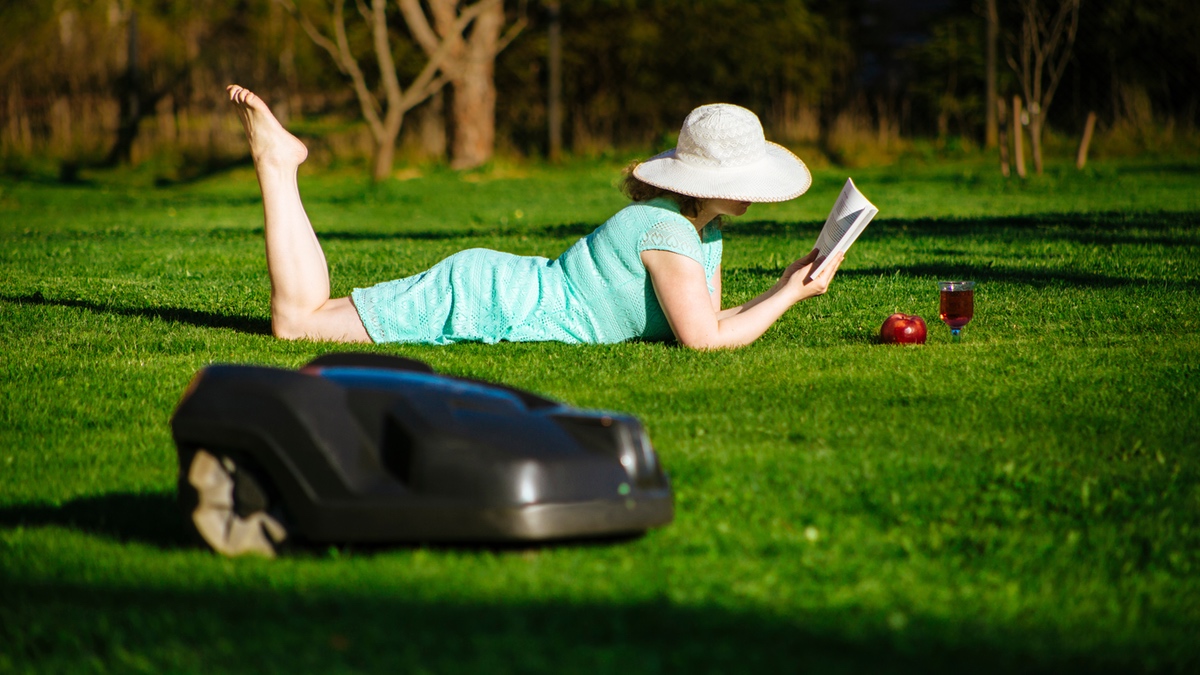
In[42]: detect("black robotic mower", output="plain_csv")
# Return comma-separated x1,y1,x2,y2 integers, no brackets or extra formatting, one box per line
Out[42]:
171,353,673,557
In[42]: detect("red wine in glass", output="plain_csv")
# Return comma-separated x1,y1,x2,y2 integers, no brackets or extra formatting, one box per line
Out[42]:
938,280,974,341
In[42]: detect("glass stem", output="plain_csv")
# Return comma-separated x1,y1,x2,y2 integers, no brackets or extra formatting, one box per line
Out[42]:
951,328,961,343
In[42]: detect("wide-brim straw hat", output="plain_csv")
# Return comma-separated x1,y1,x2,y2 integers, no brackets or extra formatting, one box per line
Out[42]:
633,103,812,203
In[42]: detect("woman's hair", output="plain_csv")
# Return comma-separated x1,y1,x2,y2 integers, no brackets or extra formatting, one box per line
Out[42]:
620,161,704,218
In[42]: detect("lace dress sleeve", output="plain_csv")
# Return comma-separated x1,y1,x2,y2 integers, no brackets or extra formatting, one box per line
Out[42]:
637,220,704,265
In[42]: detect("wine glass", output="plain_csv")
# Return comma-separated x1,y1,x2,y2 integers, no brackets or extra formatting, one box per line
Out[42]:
938,280,975,342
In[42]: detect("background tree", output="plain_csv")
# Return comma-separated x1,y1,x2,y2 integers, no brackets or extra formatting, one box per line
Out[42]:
2,0,1195,174
1006,0,1080,174
1072,0,1200,140
906,14,985,143
104,1,237,166
278,0,450,181
398,0,525,170
0,0,275,174
494,0,842,156
984,0,999,148
544,0,562,162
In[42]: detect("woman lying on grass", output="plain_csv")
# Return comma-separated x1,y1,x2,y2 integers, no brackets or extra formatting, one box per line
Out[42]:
227,84,843,349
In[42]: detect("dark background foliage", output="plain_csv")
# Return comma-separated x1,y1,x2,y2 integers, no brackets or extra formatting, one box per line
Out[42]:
1,0,1197,169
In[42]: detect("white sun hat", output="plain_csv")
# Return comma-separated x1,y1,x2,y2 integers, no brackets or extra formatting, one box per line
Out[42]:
633,103,812,203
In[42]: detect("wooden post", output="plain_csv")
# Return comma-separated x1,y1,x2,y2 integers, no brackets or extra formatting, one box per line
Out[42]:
996,97,1010,177
1012,96,1027,178
1076,111,1097,169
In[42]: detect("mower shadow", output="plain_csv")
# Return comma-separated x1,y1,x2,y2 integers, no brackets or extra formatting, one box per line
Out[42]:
1,573,1159,673
0,491,645,555
2,292,271,335
0,492,195,549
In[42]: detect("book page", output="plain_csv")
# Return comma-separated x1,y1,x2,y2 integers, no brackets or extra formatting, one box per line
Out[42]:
810,178,878,278
813,178,874,256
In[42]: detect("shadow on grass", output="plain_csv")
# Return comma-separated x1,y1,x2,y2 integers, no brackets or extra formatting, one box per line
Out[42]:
0,491,193,549
1104,161,1200,175
310,211,1200,249
1,292,271,335
841,265,1200,290
151,154,255,187
731,263,1199,291
0,490,646,555
1,494,1189,672
0,495,1174,674
2,585,1161,675
317,221,599,242
732,211,1200,246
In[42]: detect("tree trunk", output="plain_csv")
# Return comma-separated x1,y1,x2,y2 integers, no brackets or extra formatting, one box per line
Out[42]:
448,0,503,170
984,0,998,148
372,137,396,182
371,117,403,182
284,0,460,182
1007,0,1081,177
1029,102,1044,174
418,90,447,159
546,0,563,161
107,8,142,166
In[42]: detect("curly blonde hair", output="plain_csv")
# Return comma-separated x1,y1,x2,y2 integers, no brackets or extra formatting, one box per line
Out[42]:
619,161,704,218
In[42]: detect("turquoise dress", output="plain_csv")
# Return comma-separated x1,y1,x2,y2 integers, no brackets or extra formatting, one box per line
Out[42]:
351,198,723,345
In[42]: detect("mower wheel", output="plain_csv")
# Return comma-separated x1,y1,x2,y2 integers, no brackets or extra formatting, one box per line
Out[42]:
186,448,289,558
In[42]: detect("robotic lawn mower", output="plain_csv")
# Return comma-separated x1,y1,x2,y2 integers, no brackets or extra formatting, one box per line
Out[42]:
171,353,673,557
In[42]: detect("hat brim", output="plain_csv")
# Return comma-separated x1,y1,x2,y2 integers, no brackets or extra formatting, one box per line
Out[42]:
632,142,812,203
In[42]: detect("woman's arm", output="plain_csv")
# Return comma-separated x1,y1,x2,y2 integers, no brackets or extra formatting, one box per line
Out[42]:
642,248,842,349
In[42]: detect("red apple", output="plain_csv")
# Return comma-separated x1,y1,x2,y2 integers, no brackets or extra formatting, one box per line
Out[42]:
880,313,927,344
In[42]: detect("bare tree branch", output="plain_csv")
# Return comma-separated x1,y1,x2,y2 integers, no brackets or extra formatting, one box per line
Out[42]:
428,0,460,38
399,0,505,65
1040,0,1080,115
398,30,461,108
450,0,506,39
397,0,440,57
1004,0,1081,174
330,0,386,137
274,0,519,178
273,0,384,138
368,0,404,126
495,15,527,54
408,72,451,108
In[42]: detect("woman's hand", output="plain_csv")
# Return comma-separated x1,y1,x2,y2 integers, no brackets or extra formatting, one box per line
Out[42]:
780,248,843,303
643,246,844,350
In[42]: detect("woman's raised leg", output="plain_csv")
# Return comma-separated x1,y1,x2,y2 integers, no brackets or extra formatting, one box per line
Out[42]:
227,84,370,343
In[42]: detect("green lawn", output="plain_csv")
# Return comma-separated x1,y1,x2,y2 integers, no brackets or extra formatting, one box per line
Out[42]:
2,156,1199,673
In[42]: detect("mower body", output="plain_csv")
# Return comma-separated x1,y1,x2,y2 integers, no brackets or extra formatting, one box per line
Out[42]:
171,353,673,546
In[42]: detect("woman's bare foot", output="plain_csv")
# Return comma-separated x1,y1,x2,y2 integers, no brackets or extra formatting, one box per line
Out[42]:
227,85,308,171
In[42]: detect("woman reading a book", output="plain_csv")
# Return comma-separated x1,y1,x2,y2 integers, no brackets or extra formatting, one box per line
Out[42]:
227,84,843,349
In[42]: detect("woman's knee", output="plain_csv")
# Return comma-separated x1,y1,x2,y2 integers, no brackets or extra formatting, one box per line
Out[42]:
271,300,370,342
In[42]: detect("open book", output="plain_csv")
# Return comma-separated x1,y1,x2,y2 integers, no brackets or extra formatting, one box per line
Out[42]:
810,178,878,278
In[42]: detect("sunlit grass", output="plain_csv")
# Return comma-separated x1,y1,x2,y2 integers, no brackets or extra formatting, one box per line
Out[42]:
2,156,1199,672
